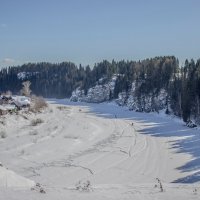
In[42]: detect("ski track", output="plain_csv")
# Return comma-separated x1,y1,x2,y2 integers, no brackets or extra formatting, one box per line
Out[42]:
0,102,199,200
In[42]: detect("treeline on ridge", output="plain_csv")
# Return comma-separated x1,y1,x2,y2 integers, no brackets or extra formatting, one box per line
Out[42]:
0,56,200,123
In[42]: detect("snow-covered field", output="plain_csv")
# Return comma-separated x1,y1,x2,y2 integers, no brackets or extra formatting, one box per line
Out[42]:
0,99,200,200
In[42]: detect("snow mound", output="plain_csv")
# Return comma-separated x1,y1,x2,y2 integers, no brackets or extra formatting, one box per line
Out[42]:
0,166,35,188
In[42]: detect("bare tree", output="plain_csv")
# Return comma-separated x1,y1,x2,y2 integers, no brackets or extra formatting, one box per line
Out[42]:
20,81,31,96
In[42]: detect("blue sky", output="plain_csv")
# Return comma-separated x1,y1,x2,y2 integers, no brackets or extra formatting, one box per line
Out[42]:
0,0,200,68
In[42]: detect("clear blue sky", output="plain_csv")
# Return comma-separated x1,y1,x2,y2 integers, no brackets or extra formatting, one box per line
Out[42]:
0,0,200,68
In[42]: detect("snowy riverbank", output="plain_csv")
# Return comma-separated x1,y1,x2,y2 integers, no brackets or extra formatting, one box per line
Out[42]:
0,99,199,199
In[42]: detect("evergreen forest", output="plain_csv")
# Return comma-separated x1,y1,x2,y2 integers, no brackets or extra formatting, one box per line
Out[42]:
0,56,200,123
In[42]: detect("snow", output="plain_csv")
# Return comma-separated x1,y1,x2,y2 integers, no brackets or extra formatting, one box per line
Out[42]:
12,95,31,107
17,72,38,80
0,166,35,188
17,72,27,80
0,100,200,199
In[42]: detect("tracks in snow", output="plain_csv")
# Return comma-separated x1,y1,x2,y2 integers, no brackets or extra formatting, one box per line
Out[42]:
0,103,176,190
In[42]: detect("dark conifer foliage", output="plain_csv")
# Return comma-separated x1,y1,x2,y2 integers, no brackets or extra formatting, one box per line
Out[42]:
0,56,199,123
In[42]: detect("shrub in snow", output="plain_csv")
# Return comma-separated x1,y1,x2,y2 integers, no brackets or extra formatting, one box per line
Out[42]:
75,180,92,192
31,118,44,126
155,178,164,192
21,149,25,155
0,120,6,126
31,182,46,194
193,188,198,195
30,95,47,113
39,187,46,193
57,106,69,111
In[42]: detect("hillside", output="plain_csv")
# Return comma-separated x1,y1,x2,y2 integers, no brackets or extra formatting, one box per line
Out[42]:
1,56,199,124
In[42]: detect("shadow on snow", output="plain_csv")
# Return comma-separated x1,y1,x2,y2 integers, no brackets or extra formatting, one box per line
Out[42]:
49,99,200,184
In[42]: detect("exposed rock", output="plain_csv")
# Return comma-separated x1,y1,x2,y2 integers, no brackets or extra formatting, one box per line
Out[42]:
70,75,117,103
71,76,168,114
116,82,167,113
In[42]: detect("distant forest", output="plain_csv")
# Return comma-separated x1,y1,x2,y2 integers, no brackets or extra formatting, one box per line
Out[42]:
0,56,200,123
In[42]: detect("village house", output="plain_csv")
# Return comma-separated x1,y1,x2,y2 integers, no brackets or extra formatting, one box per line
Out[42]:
0,95,31,115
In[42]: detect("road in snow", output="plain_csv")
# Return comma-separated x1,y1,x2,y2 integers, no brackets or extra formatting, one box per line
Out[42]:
0,100,199,199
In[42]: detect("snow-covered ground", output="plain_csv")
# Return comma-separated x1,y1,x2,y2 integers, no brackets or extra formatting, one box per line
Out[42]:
0,99,200,199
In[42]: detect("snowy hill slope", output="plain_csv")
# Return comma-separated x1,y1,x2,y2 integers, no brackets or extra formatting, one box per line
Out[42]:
0,165,35,188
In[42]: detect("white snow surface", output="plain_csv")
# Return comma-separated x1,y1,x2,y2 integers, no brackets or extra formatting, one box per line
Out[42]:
0,99,200,199
0,166,35,188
